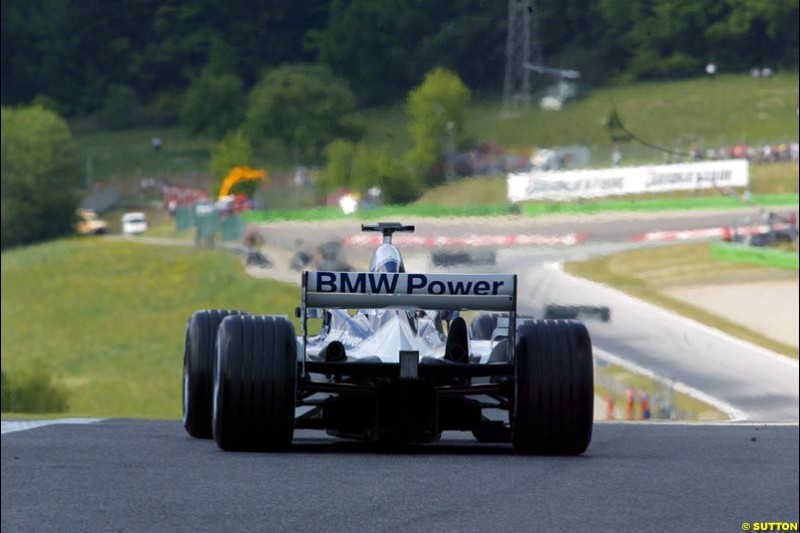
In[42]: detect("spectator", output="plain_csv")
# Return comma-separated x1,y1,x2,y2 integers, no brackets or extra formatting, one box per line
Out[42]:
625,388,636,420
606,393,616,421
788,212,798,243
151,136,162,152
612,147,622,167
706,147,717,160
705,61,717,79
751,67,761,79
761,143,772,163
761,67,774,79
639,391,651,420
244,229,258,260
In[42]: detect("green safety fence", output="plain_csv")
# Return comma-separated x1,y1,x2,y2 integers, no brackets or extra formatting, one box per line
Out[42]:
174,206,195,231
195,211,220,240
710,242,799,271
175,205,245,243
220,214,245,242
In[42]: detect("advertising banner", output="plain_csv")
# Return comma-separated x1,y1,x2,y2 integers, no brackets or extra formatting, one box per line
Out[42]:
507,159,749,202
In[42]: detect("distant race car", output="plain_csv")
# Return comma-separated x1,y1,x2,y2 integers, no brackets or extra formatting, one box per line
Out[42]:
182,222,594,455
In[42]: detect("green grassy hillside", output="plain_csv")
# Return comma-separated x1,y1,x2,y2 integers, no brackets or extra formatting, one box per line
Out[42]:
365,74,800,161
75,74,799,183
0,239,300,418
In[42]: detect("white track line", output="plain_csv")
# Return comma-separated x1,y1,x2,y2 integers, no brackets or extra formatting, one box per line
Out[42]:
1,418,103,435
594,348,749,422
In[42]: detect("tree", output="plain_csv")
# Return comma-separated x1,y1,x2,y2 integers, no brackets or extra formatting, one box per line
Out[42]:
405,68,470,183
244,64,362,160
319,138,356,193
3,0,800,116
351,146,421,204
371,149,421,205
1,105,80,248
321,139,421,204
209,131,253,196
101,85,140,130
181,72,244,139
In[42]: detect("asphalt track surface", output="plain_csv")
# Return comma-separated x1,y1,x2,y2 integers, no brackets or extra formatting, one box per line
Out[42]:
2,420,798,533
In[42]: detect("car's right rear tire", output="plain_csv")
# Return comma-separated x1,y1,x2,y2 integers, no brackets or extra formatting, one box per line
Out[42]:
512,320,594,455
183,309,248,439
213,315,297,452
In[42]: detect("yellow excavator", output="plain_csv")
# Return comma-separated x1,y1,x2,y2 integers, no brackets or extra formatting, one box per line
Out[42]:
218,166,268,200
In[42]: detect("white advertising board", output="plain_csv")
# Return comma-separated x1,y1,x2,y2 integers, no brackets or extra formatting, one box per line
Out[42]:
507,159,749,202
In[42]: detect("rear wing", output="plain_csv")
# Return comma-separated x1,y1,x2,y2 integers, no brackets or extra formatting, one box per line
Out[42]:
299,271,518,367
303,271,516,311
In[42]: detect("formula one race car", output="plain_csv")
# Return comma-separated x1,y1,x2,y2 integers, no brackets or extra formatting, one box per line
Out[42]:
182,222,594,455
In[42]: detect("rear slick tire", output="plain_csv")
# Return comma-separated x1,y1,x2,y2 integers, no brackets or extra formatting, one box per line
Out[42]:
183,309,248,439
512,320,594,455
213,315,297,452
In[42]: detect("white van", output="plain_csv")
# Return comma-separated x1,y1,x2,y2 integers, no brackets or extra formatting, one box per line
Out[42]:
121,212,148,235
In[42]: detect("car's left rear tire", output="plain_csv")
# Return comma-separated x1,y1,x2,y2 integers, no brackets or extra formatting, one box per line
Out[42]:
213,315,297,452
183,309,248,439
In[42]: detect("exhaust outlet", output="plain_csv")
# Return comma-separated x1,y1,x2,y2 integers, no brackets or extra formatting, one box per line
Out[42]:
321,340,346,362
446,344,468,364
444,316,469,364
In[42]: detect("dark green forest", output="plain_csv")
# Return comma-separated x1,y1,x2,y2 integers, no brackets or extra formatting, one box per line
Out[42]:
2,0,798,116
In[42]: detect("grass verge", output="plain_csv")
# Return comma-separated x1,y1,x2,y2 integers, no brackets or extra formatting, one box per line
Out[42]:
1,238,300,418
244,203,518,223
520,193,798,217
710,242,799,270
566,242,798,358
